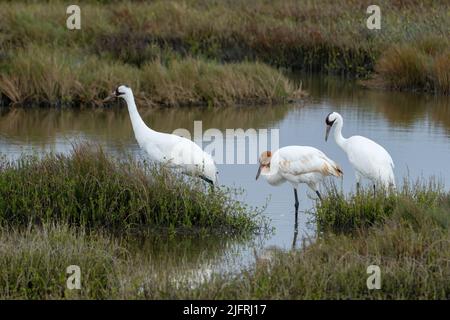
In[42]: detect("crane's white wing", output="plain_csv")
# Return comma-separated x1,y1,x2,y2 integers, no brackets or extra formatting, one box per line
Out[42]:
345,135,394,181
150,132,217,182
276,146,342,178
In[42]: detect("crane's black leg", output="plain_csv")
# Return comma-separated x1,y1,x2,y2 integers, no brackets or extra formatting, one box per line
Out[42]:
292,188,299,249
373,184,376,197
356,182,361,194
315,190,323,201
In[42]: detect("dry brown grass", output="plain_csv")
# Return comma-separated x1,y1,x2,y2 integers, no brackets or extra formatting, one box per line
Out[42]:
370,43,450,93
0,46,301,107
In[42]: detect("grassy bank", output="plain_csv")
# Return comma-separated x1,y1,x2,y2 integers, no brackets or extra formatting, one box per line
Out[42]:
315,179,446,233
0,46,302,107
0,0,448,107
0,223,124,299
1,180,448,299
0,145,262,299
186,183,450,299
0,223,241,299
367,42,450,94
0,144,263,235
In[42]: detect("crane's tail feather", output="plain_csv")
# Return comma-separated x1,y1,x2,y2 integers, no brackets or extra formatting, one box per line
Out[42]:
199,175,214,186
332,164,343,177
334,165,344,177
322,161,343,177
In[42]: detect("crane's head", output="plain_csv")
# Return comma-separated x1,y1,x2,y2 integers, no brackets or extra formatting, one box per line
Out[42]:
256,151,272,180
114,85,132,99
103,85,132,103
325,112,338,142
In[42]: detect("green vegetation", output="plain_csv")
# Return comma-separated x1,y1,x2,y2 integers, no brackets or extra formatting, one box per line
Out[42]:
0,144,263,235
0,224,124,299
1,176,449,299
315,179,445,233
184,183,450,299
0,0,448,107
208,203,449,299
0,223,240,299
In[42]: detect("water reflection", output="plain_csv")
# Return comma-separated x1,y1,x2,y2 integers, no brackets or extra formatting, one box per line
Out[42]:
0,75,449,275
0,104,292,144
302,74,450,134
121,233,264,289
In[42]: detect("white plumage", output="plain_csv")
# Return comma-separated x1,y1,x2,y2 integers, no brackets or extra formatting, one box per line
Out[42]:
111,85,218,185
256,146,343,214
325,111,395,189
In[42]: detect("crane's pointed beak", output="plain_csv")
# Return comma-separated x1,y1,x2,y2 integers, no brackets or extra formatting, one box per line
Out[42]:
102,92,115,103
255,165,262,180
325,125,332,142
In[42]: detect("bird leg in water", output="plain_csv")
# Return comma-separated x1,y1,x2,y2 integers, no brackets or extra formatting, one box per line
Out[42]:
292,216,299,249
292,188,299,249
315,190,323,201
293,188,299,215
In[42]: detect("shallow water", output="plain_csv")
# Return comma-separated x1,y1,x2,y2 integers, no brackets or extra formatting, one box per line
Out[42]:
1,75,449,282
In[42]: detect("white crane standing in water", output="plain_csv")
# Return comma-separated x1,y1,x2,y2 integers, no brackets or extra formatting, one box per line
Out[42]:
255,146,343,217
105,85,218,186
325,111,395,192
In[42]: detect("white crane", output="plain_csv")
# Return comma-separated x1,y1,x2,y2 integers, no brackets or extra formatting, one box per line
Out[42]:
105,85,218,185
255,146,343,216
325,112,395,191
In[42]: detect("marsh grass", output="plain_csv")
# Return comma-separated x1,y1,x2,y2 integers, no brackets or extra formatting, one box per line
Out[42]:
315,179,445,233
0,46,301,107
199,207,450,299
0,222,249,299
1,0,449,106
182,182,450,299
0,144,264,235
0,223,125,299
374,44,450,93
1,176,449,299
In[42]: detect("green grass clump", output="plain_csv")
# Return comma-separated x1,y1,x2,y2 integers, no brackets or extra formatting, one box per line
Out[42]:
0,223,125,299
0,222,242,299
1,178,449,299
0,144,263,235
182,183,450,299
202,211,450,299
315,180,444,233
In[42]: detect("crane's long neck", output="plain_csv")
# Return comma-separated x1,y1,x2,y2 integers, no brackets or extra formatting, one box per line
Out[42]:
333,115,347,149
123,93,153,142
261,165,283,186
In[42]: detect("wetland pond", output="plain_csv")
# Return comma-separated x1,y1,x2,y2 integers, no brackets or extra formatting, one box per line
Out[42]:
1,75,449,284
